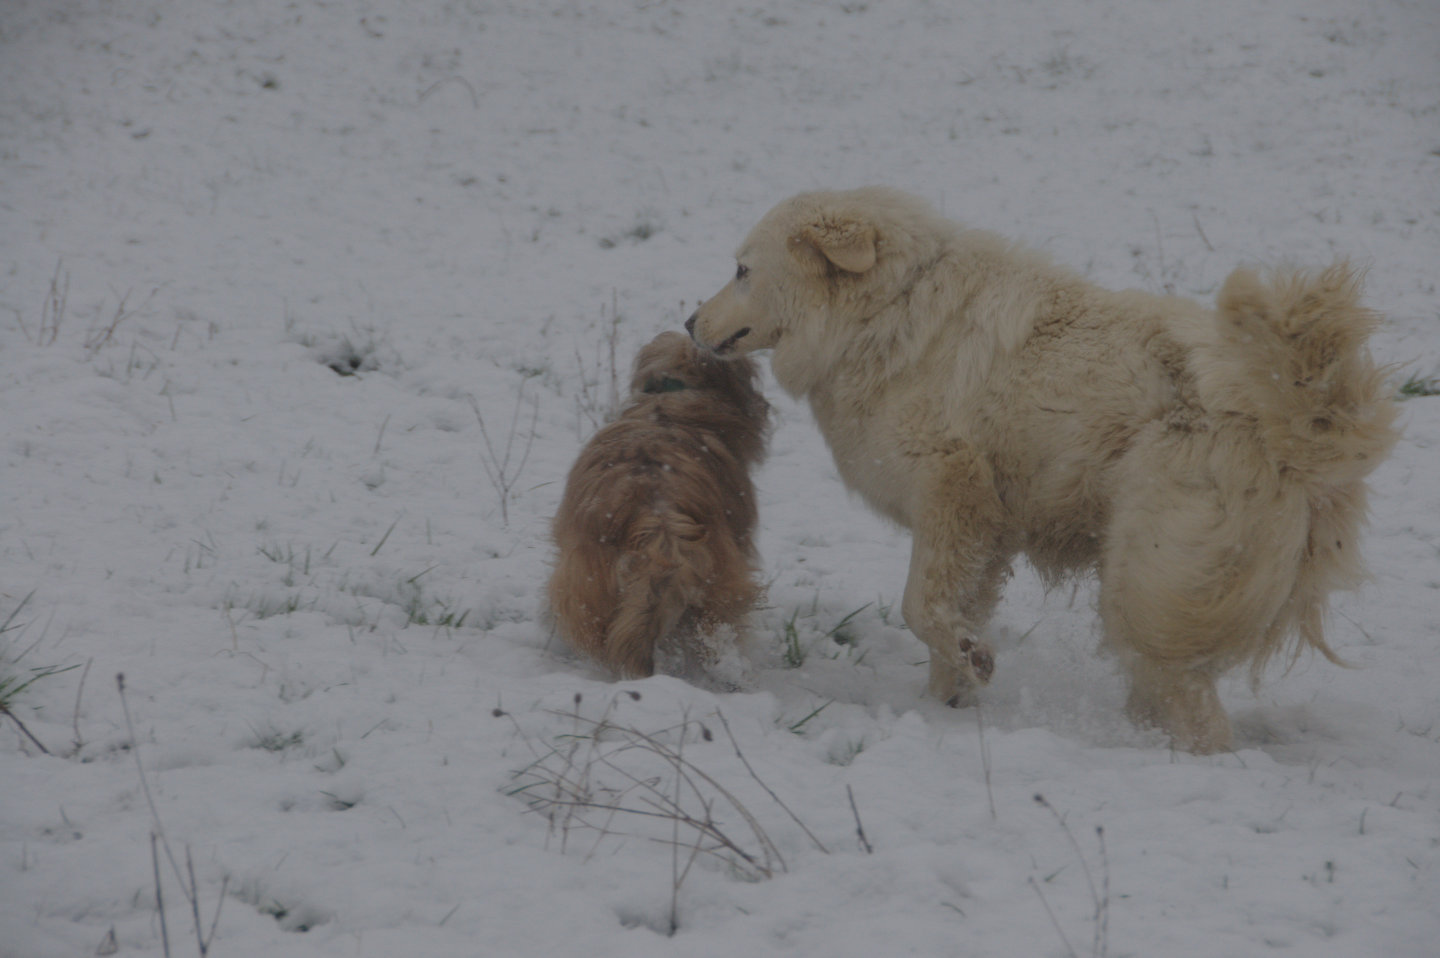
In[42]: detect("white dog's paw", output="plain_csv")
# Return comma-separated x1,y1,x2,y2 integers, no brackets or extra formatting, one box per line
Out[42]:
927,639,994,706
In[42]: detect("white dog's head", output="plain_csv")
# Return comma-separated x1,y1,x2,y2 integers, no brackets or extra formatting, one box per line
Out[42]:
685,188,950,392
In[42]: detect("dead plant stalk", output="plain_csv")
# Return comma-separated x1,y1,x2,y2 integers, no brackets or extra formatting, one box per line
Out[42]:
503,696,828,931
469,378,540,527
117,674,227,955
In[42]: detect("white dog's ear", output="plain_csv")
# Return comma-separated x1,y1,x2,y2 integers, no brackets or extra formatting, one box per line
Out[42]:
798,217,877,274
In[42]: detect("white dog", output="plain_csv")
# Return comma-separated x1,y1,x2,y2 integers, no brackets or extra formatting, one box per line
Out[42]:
687,187,1397,752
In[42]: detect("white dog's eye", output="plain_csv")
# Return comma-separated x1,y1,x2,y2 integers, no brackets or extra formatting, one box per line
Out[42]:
735,263,750,281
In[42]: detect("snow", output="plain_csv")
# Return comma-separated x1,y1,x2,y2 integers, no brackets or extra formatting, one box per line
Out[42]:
1,0,1437,955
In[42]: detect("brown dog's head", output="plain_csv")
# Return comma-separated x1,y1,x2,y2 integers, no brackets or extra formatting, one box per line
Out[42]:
627,331,770,459
630,330,764,410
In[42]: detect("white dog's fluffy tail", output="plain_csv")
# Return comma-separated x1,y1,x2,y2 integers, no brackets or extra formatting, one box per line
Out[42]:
1210,263,1398,488
1200,263,1399,676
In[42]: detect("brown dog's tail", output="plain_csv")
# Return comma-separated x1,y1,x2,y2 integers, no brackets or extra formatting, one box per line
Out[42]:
1210,263,1398,488
601,510,713,678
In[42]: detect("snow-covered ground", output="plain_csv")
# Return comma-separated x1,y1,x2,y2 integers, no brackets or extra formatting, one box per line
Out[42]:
2,1,1437,955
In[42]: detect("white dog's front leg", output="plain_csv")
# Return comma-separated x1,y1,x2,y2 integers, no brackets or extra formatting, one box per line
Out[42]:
901,540,1000,706
899,481,1009,707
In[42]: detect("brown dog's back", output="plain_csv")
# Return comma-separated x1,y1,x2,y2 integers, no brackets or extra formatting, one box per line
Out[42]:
548,333,769,678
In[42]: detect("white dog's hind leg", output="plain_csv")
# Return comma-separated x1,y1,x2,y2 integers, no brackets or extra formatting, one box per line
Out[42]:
1099,427,1309,752
1123,658,1232,754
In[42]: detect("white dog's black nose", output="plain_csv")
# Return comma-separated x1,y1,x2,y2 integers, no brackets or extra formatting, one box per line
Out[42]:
684,314,697,336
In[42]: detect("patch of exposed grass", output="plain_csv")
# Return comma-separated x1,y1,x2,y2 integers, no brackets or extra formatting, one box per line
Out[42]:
0,592,82,754
0,661,79,713
1398,372,1440,399
246,723,305,753
781,609,806,668
778,601,874,668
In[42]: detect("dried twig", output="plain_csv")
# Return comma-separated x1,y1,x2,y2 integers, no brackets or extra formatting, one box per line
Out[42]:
573,294,623,436
1035,794,1099,913
1029,875,1079,958
85,285,160,355
71,657,93,755
669,710,687,936
1032,793,1111,958
505,700,793,899
0,589,34,635
1095,826,1110,958
0,702,51,754
118,675,226,955
846,785,873,854
373,414,390,456
715,709,829,853
976,700,996,820
152,832,171,958
469,378,540,527
1150,211,1175,296
39,260,69,346
419,75,479,109
1191,211,1214,252
594,724,782,877
187,845,228,956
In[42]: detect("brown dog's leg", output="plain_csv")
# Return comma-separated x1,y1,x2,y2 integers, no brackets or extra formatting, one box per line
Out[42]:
899,447,1010,706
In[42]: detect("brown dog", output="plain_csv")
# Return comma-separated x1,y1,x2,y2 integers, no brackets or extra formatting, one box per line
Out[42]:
548,331,770,680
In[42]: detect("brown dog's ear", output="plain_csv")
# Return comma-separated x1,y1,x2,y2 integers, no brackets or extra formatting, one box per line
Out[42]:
798,216,877,274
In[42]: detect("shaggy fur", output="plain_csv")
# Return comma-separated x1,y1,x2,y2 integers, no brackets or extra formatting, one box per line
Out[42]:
687,187,1397,752
548,331,770,680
